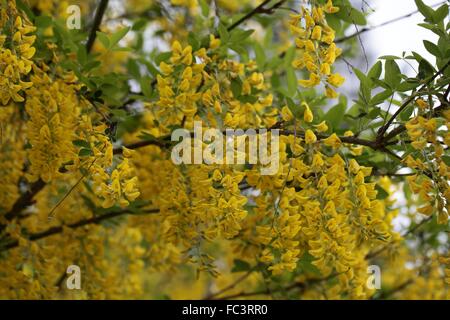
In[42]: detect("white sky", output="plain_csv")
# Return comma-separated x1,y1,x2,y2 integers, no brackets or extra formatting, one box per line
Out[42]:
364,0,443,63
342,0,446,79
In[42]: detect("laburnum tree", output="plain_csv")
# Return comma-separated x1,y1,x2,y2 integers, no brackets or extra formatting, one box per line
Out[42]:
0,0,449,300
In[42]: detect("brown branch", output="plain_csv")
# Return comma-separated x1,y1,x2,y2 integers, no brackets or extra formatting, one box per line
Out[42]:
3,179,45,222
214,272,339,300
372,279,414,300
382,103,449,143
204,268,256,300
0,207,159,252
86,0,109,53
226,0,286,32
376,59,450,142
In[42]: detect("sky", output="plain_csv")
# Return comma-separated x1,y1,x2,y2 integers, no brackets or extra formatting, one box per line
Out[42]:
363,0,443,65
341,0,446,87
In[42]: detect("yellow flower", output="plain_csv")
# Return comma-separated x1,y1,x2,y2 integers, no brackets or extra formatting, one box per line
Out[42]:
303,102,313,123
209,35,221,49
327,73,345,87
305,129,317,144
322,133,341,149
281,106,294,122
314,121,328,132
298,73,321,87
311,26,322,40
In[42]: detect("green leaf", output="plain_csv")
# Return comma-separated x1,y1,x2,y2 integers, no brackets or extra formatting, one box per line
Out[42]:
384,60,402,89
140,76,153,99
353,67,371,103
218,23,229,43
230,78,242,97
230,29,254,43
77,46,87,66
368,61,382,81
442,155,450,166
127,59,141,79
198,0,210,17
370,89,392,105
155,51,172,65
231,259,251,272
35,15,53,29
379,55,401,60
400,104,415,121
414,0,436,22
423,40,442,58
254,42,266,70
72,139,91,149
132,19,147,31
96,32,110,49
16,0,35,20
286,68,297,97
79,148,93,157
434,4,449,22
283,47,296,68
375,185,389,200
324,103,346,130
110,27,131,48
368,107,381,119
188,32,201,51
335,5,366,25
418,59,435,79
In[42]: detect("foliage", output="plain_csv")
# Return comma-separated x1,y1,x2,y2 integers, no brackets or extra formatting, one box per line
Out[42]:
0,0,449,299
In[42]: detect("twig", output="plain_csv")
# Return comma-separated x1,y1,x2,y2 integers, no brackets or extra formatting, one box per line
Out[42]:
376,59,450,142
0,207,160,252
226,0,286,32
365,216,432,260
216,272,339,300
205,268,256,300
335,1,448,44
86,0,109,53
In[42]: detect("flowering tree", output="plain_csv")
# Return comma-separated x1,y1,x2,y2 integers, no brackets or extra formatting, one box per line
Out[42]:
0,0,449,299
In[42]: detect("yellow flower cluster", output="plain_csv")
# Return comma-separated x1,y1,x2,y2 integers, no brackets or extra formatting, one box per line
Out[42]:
25,67,80,182
0,1,36,105
0,107,25,212
153,38,277,131
404,108,449,224
289,0,344,98
76,117,140,209
237,128,394,296
96,149,141,208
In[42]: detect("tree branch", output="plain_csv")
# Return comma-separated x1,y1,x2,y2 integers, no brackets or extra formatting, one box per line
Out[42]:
382,102,449,143
86,0,109,53
226,0,286,32
376,59,450,142
0,207,159,252
214,272,339,300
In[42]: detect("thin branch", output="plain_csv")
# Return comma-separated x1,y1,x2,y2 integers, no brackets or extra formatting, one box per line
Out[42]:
335,1,448,44
215,272,339,300
382,103,449,143
365,216,433,260
226,0,286,32
86,0,109,53
205,268,256,300
3,179,45,222
0,207,160,252
372,279,414,300
376,59,450,142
